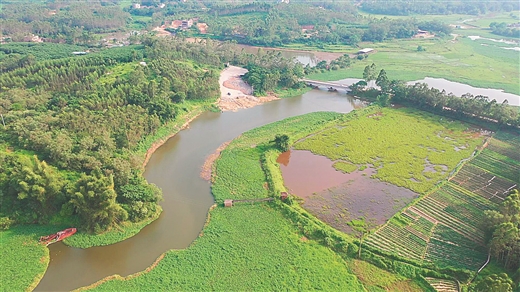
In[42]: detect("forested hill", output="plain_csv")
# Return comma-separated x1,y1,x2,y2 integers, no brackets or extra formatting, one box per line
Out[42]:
360,0,519,16
0,38,306,234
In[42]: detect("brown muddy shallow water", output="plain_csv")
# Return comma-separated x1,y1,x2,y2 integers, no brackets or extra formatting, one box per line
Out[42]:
278,150,418,233
36,90,365,291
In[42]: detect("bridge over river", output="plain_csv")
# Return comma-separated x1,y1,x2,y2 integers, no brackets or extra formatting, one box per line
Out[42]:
301,78,352,91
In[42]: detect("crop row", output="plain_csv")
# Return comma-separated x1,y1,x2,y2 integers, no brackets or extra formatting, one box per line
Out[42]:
451,165,516,201
470,150,520,183
428,186,481,226
414,191,484,244
424,225,487,270
486,138,520,162
366,181,494,270
428,184,491,224
442,182,496,212
493,130,520,147
424,277,458,292
365,221,427,262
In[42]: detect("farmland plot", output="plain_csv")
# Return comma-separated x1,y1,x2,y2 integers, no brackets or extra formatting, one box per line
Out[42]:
294,107,486,194
451,164,517,202
424,277,459,292
365,183,494,268
424,225,487,270
469,149,520,184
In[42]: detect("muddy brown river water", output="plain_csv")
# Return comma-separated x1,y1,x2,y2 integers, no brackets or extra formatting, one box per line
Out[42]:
35,90,364,291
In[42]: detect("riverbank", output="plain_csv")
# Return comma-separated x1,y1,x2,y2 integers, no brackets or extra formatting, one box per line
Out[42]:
218,65,279,111
83,109,446,291
59,101,215,249
200,141,231,181
84,112,369,291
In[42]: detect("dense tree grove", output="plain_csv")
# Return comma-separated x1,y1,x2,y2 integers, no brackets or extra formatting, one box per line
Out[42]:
243,50,305,95
0,0,457,47
204,5,451,46
483,190,520,271
0,37,306,233
360,0,518,16
0,1,129,44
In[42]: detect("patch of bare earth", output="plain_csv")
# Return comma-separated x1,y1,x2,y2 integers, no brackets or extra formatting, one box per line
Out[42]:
200,141,231,181
218,65,278,112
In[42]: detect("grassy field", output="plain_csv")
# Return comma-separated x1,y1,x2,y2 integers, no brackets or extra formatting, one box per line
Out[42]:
87,112,371,291
347,259,429,292
365,129,520,274
308,37,520,94
294,107,486,194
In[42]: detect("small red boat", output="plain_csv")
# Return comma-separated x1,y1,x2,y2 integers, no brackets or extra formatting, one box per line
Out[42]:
39,228,77,246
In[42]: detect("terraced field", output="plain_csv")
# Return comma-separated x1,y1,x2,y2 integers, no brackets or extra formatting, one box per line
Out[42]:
365,129,520,272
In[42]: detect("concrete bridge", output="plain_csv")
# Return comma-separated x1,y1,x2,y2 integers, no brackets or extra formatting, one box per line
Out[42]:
300,78,351,91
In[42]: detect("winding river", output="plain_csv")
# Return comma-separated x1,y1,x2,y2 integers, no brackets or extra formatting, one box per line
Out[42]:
36,90,364,291
35,48,519,290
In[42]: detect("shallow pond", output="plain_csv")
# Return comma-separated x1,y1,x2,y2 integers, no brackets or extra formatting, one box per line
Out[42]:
277,150,418,233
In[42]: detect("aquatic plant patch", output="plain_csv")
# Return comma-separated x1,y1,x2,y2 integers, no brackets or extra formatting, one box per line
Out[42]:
91,204,365,291
0,225,68,291
294,107,485,194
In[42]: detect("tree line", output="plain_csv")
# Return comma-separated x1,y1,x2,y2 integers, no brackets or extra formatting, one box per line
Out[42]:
352,64,520,127
0,39,217,232
489,22,520,38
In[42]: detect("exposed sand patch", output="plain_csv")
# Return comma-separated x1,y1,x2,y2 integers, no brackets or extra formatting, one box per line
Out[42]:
218,66,278,112
200,141,231,181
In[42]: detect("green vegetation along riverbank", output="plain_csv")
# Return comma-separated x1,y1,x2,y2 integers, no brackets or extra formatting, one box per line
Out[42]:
0,38,309,291
86,112,370,291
